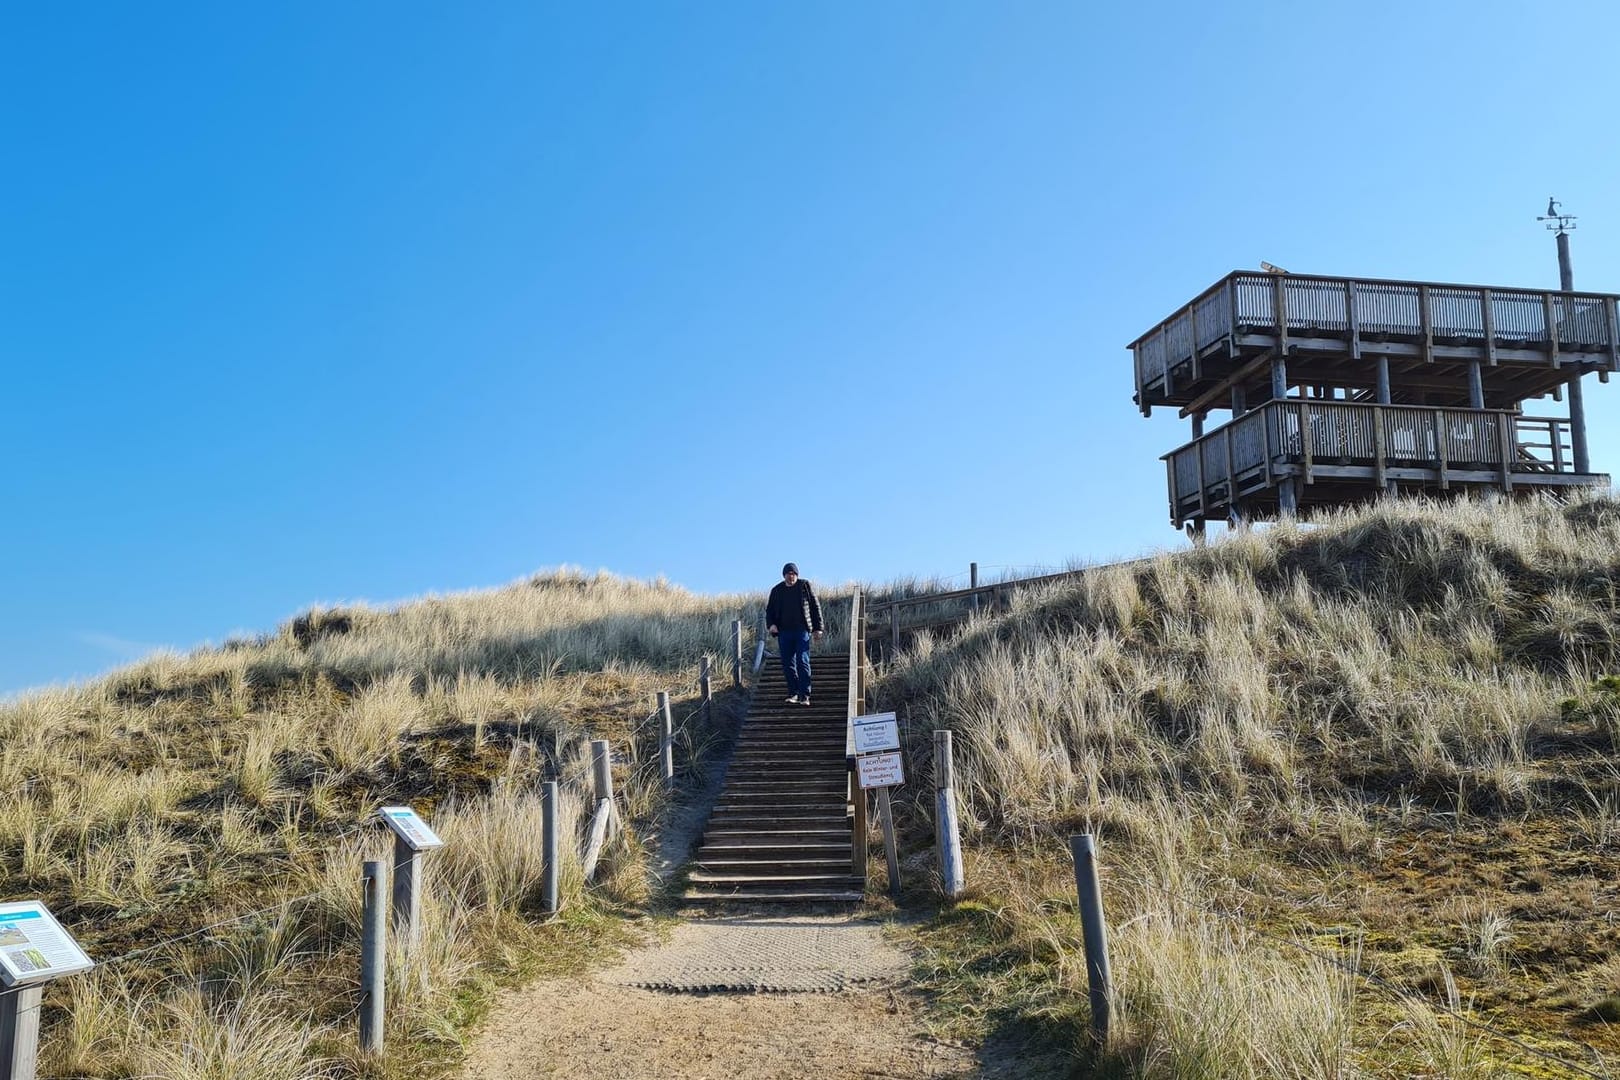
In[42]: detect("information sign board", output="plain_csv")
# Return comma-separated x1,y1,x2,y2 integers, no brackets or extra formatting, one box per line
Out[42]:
0,902,94,987
856,751,905,790
379,806,445,850
851,712,900,755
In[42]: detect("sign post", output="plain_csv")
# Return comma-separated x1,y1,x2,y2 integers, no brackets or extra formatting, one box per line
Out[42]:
851,712,905,898
0,902,94,1080
378,807,445,951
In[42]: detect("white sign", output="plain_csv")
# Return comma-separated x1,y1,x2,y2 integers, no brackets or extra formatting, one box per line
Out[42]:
0,902,94,987
851,712,900,754
856,751,905,790
379,806,445,851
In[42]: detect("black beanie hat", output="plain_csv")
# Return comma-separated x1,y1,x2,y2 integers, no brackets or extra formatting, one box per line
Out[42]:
782,563,798,576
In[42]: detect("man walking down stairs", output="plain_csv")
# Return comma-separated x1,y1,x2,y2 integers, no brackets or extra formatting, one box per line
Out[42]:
684,602,863,905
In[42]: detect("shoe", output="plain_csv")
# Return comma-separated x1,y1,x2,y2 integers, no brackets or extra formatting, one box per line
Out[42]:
800,697,812,707
785,695,801,705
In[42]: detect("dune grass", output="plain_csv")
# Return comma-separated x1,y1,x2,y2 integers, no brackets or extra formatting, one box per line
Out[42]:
876,493,1620,1078
0,568,757,1079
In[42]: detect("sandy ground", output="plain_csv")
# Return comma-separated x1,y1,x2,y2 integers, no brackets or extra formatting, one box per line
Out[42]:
458,977,985,1080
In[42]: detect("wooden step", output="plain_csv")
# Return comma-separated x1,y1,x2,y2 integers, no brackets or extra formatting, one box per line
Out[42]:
687,870,866,886
684,888,865,904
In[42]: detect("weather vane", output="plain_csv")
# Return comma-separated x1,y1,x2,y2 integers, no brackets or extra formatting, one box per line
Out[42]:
1537,196,1577,235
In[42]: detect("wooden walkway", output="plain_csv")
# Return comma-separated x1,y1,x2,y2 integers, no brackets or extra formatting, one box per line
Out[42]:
683,646,862,905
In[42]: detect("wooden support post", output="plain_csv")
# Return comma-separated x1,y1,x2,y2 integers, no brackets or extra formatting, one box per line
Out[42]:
1435,409,1450,489
1569,375,1591,473
935,731,965,898
970,563,979,615
360,860,386,1055
851,768,869,877
1468,361,1484,410
1418,284,1433,363
658,690,674,786
876,786,901,899
390,833,421,953
1545,292,1562,368
1373,406,1388,492
1279,477,1299,517
890,607,901,655
0,985,43,1080
1498,416,1514,492
1270,355,1288,402
1481,288,1498,366
731,619,743,688
754,611,768,674
1298,401,1314,484
1376,356,1391,404
1070,835,1114,1047
1345,279,1362,360
541,780,560,916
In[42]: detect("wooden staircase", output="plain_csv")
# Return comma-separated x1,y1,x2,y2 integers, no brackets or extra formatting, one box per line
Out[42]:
683,647,865,905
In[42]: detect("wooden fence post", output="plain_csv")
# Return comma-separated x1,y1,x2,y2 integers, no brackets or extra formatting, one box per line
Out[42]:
732,619,743,688
1,985,43,1080
541,780,560,916
970,562,980,614
390,832,421,952
591,739,615,822
935,730,965,898
700,656,712,720
658,690,674,786
1070,834,1114,1046
360,860,386,1054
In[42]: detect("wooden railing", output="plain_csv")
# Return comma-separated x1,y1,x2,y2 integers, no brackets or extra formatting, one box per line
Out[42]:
1133,272,1620,396
1165,400,1580,518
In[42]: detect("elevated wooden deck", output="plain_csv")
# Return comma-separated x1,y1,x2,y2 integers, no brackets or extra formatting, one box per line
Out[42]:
1163,399,1608,526
1132,273,1620,414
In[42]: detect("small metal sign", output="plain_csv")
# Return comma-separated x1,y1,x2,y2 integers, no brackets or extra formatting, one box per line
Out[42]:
0,902,94,987
856,751,905,790
851,711,900,754
379,806,445,851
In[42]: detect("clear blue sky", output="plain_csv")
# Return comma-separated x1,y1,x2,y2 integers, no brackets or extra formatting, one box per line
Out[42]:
6,2,1620,694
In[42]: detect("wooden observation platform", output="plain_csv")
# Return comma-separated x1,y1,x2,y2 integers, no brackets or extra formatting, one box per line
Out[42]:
1130,271,1619,528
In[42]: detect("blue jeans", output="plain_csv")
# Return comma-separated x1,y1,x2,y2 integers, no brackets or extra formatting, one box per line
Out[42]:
779,630,812,699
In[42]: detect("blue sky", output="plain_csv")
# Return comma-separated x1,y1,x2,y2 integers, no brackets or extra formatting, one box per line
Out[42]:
5,2,1620,694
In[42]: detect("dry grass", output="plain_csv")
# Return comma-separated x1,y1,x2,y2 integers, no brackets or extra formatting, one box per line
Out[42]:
879,493,1620,1077
1,568,759,1079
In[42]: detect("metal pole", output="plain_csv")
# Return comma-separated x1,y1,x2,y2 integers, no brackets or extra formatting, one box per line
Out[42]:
360,860,386,1054
658,690,674,786
1070,835,1113,1046
0,985,43,1080
731,619,743,688
541,781,560,916
390,833,421,952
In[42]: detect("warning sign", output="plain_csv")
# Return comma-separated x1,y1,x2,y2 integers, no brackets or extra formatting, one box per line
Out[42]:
856,751,905,790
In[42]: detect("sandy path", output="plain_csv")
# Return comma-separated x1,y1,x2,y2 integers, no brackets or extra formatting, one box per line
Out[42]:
458,916,993,1080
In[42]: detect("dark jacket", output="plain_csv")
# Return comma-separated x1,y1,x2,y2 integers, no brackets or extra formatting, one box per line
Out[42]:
767,579,824,635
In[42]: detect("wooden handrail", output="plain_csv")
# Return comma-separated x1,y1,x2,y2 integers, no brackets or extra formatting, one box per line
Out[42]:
867,560,1148,618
